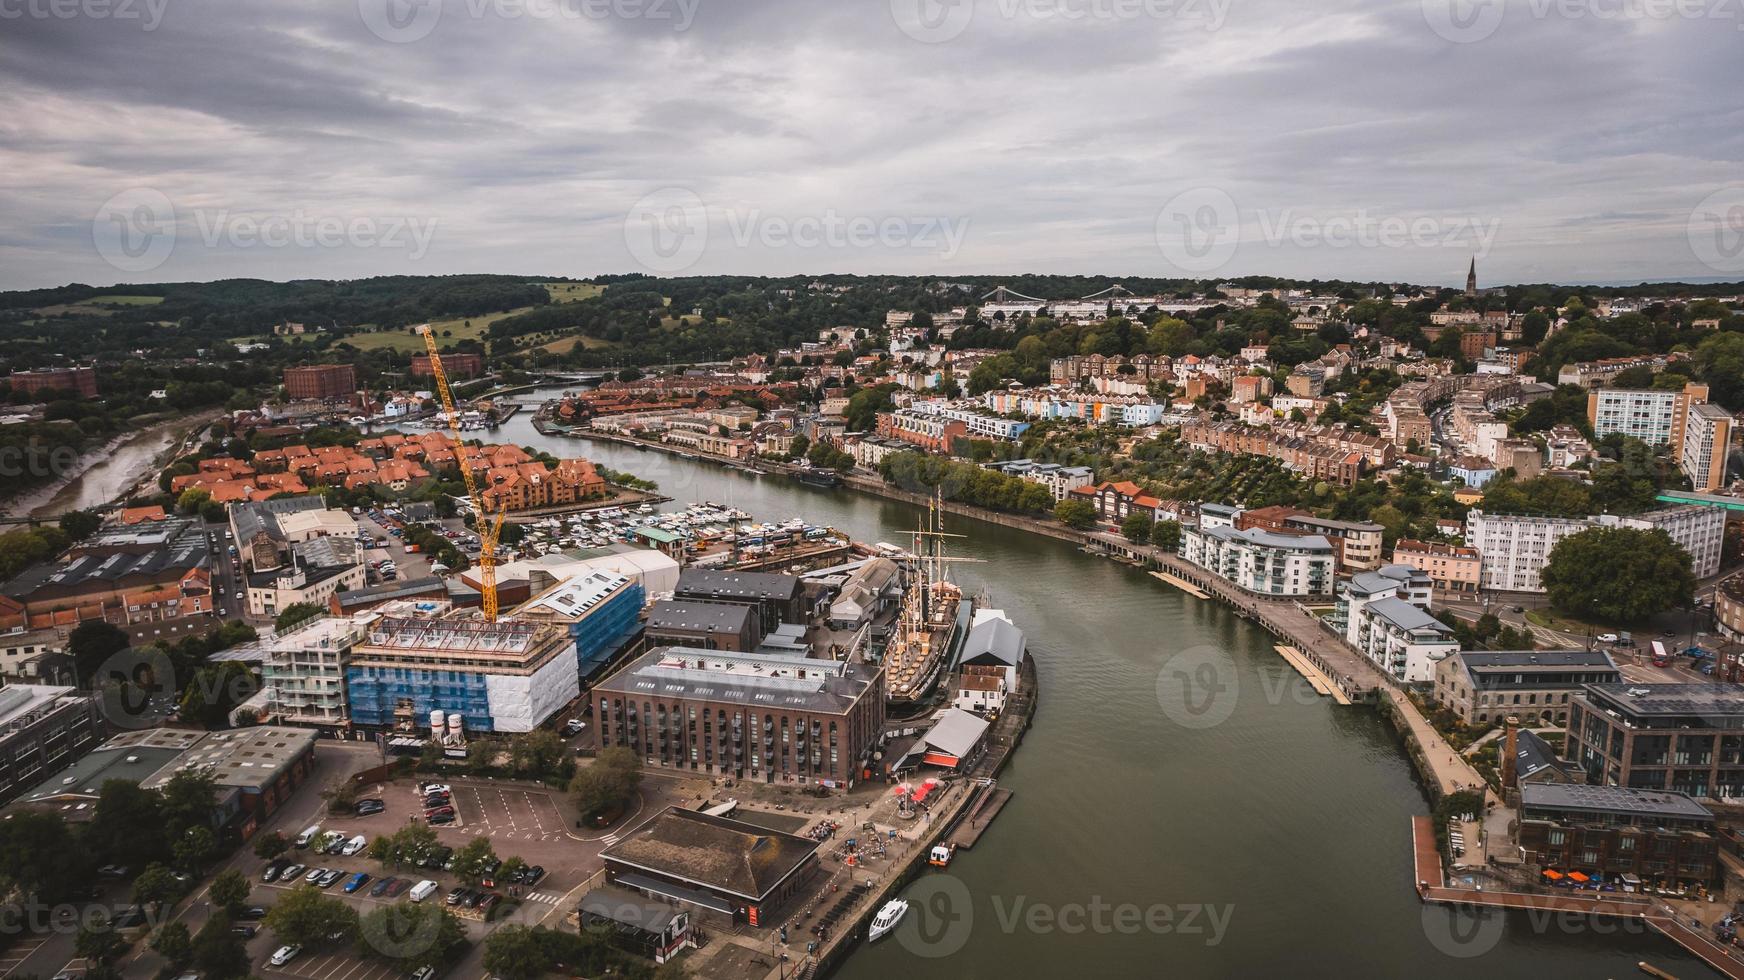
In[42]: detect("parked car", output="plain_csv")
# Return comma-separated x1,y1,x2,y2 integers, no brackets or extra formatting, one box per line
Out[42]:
1598,632,1620,644
562,718,585,735
270,945,301,967
370,877,396,897
341,835,368,856
410,966,436,980
343,873,372,894
317,869,344,888
238,906,267,920
445,887,467,906
427,812,454,826
97,864,130,878
355,799,385,816
385,878,412,898
304,868,327,884
262,859,289,882
518,866,545,886
424,805,455,819
231,925,257,938
281,864,306,881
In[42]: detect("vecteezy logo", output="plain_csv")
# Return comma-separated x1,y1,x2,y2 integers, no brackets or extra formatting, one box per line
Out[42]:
357,900,443,960
889,0,975,43
1689,187,1744,275
92,187,176,273
1421,902,1506,959
358,0,443,43
624,188,709,274
1421,0,1505,44
94,646,177,730
1155,187,1239,275
896,874,973,958
1155,644,1239,730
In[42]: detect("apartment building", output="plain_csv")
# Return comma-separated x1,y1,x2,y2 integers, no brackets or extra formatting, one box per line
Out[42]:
410,352,484,379
1586,383,1708,450
1558,355,1668,389
1681,402,1733,493
874,410,966,453
1432,649,1619,726
1567,684,1744,799
1466,506,1724,592
984,460,1095,501
347,616,578,733
1391,539,1481,593
1180,525,1336,597
1349,595,1458,684
283,364,357,401
593,646,884,786
1234,506,1383,571
7,365,99,400
260,615,365,730
0,685,104,807
1517,783,1718,889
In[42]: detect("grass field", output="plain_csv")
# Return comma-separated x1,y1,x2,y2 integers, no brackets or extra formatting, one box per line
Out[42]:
91,294,164,306
537,335,615,355
345,308,537,353
541,282,604,302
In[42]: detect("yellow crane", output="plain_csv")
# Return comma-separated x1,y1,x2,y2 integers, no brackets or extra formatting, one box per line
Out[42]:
416,325,506,621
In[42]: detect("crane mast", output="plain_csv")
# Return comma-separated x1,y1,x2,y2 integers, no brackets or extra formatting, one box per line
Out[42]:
416,325,505,621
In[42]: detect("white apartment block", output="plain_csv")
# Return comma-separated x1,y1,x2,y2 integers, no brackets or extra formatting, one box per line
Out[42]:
1350,596,1458,684
1181,525,1336,597
1467,505,1724,592
1586,384,1706,450
260,615,365,727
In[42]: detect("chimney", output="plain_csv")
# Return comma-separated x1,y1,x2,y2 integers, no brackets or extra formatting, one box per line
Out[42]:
1501,715,1521,792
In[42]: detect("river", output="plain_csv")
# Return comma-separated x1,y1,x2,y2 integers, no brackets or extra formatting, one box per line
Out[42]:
484,401,1719,979
7,414,206,519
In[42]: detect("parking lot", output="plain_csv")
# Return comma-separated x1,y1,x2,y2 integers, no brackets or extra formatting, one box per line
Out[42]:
262,946,402,980
452,784,570,844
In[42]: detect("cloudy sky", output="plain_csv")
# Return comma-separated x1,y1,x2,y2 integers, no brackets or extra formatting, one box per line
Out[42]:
2,0,1741,292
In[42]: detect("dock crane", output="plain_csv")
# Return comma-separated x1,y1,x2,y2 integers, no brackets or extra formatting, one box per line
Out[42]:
416,324,506,621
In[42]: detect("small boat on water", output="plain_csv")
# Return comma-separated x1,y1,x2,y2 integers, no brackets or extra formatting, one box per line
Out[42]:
868,898,908,942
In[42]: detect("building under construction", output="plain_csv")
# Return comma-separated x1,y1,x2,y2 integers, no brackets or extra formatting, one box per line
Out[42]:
346,614,575,733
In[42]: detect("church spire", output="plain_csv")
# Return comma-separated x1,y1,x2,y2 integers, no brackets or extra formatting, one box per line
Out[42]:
1465,256,1478,297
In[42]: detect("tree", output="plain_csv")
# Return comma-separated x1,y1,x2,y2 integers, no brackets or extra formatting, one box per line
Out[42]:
177,661,260,728
173,826,218,874
87,779,167,865
274,602,324,631
150,922,194,971
357,901,468,970
0,809,88,902
132,863,186,907
192,913,250,980
75,921,123,966
508,729,568,783
371,825,440,869
1054,498,1097,530
1542,527,1696,623
572,747,643,820
450,837,499,885
1119,512,1152,544
59,509,102,541
253,831,291,861
1151,519,1182,551
159,769,219,837
210,868,250,916
264,884,359,946
176,487,211,515
482,925,549,980
68,620,130,687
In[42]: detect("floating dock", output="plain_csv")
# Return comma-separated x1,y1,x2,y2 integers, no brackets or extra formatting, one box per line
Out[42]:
1150,570,1209,599
949,785,1013,850
1274,644,1352,705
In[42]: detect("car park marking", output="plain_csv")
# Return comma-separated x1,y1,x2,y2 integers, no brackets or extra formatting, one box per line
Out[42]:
0,940,46,977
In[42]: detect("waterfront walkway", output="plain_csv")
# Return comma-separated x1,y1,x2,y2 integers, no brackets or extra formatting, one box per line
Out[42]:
1411,816,1744,979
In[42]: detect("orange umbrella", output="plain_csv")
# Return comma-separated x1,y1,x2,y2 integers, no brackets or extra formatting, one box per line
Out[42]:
1543,870,1564,880
1568,872,1589,883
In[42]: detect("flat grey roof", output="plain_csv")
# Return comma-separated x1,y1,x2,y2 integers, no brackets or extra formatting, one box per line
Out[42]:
676,568,802,602
647,600,754,635
1521,782,1713,821
1461,650,1616,669
1583,683,1744,721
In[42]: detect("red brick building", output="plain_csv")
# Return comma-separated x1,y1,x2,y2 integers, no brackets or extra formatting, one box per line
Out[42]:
8,366,99,400
283,364,357,400
411,352,485,380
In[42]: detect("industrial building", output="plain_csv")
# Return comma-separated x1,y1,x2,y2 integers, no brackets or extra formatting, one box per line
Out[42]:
0,684,104,808
514,570,646,681
600,806,822,924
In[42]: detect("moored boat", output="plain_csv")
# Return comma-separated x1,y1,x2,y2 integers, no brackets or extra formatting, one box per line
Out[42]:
868,898,908,942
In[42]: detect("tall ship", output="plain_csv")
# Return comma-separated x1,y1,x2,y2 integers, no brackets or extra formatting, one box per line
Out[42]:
882,495,974,708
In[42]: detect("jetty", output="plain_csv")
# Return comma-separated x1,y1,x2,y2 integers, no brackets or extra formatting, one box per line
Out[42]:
1274,644,1352,705
1150,570,1209,599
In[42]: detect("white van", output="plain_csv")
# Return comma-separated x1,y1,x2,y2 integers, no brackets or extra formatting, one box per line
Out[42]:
341,834,368,856
408,880,438,903
295,825,321,848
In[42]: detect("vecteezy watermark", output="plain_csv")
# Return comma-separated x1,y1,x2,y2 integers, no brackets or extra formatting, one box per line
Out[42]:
889,0,1229,43
623,187,971,274
1423,0,1744,43
92,189,439,274
1421,902,1507,958
0,445,80,480
358,0,699,43
1689,187,1744,275
1154,188,1502,275
0,0,169,30
1,899,172,937
94,646,179,730
894,875,1236,957
1155,644,1240,730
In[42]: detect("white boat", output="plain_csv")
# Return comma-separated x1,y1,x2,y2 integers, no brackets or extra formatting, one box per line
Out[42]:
868,898,908,942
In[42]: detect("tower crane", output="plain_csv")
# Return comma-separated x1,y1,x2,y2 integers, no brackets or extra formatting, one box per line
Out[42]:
416,325,506,621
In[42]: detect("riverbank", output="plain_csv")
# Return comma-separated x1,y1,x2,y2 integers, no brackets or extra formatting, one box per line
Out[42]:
3,409,219,519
